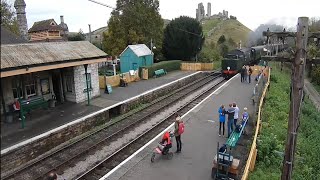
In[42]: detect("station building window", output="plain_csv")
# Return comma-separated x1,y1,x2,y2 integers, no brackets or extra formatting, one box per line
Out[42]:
25,74,36,97
12,78,23,99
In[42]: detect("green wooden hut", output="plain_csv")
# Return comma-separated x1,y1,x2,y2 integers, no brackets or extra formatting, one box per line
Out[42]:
119,44,153,73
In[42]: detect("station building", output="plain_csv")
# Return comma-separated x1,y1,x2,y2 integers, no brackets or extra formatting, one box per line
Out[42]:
0,41,108,115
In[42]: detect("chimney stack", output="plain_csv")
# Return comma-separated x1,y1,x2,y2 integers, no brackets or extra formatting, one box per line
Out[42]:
14,0,28,41
60,15,64,24
88,24,92,43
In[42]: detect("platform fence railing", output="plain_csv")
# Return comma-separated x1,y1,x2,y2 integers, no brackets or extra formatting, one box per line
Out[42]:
242,67,271,180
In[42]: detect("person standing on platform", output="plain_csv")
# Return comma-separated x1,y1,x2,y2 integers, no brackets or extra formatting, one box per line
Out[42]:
244,66,248,83
174,115,183,153
248,66,253,83
240,66,245,82
233,102,240,130
227,103,235,138
218,105,226,137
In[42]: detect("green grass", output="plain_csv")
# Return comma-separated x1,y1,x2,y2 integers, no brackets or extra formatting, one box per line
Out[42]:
249,62,320,180
202,19,252,46
201,19,221,35
312,82,320,93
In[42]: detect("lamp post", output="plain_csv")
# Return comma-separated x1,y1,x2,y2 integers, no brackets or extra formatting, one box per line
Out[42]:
84,64,90,106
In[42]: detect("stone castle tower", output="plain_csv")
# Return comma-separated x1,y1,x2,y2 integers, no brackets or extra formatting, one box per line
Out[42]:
14,0,28,41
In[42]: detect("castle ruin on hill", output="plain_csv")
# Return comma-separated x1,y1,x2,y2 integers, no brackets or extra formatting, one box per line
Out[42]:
196,2,233,22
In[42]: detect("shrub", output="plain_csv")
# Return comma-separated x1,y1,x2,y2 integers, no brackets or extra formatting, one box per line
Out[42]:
250,62,320,180
311,66,320,85
140,60,182,78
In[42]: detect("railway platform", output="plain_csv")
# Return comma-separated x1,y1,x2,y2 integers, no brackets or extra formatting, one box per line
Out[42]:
100,74,257,180
1,70,197,150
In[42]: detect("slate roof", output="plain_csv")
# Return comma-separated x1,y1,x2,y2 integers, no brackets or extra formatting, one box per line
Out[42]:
28,19,63,33
1,41,107,70
120,44,152,57
1,25,28,44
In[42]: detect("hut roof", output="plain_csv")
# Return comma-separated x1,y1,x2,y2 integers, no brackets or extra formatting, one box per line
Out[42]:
120,44,152,57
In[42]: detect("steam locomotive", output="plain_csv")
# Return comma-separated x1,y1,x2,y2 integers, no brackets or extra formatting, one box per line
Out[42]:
221,44,288,78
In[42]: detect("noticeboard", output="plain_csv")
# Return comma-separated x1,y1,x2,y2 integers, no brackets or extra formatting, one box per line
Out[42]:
105,84,112,94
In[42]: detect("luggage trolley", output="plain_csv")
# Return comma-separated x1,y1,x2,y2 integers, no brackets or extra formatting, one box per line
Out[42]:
211,142,240,180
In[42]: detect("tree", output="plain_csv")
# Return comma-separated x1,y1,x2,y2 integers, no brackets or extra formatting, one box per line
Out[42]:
102,0,164,57
219,43,229,57
0,0,19,35
217,35,226,44
162,16,205,60
227,37,237,48
68,29,86,41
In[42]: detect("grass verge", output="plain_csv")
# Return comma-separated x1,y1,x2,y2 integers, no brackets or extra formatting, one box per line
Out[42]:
249,63,320,180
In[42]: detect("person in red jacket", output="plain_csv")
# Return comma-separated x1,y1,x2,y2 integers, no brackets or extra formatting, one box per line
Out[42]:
161,131,172,155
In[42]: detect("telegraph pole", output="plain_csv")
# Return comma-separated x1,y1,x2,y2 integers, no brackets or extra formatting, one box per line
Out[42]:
281,17,309,180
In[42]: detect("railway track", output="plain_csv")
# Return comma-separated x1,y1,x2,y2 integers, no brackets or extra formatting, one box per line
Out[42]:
77,76,225,180
2,72,222,180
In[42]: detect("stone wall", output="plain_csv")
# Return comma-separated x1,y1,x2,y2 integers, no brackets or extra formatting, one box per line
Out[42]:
73,64,100,103
0,72,206,174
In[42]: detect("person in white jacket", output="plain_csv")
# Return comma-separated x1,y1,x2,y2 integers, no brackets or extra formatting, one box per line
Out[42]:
233,102,240,130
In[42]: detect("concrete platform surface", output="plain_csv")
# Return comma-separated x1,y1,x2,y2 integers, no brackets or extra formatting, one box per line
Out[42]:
1,71,196,150
102,74,256,180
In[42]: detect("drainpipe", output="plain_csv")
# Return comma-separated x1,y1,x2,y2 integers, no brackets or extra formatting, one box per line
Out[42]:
84,64,90,106
0,80,7,119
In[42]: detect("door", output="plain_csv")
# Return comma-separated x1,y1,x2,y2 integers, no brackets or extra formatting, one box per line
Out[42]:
52,73,61,102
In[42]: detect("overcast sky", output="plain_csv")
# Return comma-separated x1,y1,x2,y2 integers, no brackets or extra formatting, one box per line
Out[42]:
9,0,319,33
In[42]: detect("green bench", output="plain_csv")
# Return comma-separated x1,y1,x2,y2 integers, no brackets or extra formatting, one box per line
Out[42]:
19,96,49,128
226,116,249,148
154,69,167,78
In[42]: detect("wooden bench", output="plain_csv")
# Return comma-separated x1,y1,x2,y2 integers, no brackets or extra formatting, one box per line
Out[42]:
154,69,167,78
226,116,249,148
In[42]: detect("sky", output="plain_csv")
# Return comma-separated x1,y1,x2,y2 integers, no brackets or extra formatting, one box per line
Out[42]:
9,0,320,33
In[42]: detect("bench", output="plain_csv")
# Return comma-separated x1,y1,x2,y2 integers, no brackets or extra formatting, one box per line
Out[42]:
154,69,167,78
226,116,249,148
19,96,49,116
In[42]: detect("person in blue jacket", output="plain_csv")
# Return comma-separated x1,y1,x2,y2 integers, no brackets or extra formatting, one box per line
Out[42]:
218,105,226,137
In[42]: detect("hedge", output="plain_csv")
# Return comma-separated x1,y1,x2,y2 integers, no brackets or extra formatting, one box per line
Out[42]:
140,60,182,78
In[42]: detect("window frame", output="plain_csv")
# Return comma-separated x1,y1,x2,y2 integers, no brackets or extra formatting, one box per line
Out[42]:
25,75,36,97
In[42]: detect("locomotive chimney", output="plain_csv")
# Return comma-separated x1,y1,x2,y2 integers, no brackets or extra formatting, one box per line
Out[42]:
239,40,242,49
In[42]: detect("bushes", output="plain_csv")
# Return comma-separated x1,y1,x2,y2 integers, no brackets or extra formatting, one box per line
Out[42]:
140,60,182,78
311,66,320,85
249,62,320,180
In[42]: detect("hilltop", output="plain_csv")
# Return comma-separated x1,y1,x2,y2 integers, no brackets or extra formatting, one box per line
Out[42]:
201,18,252,46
